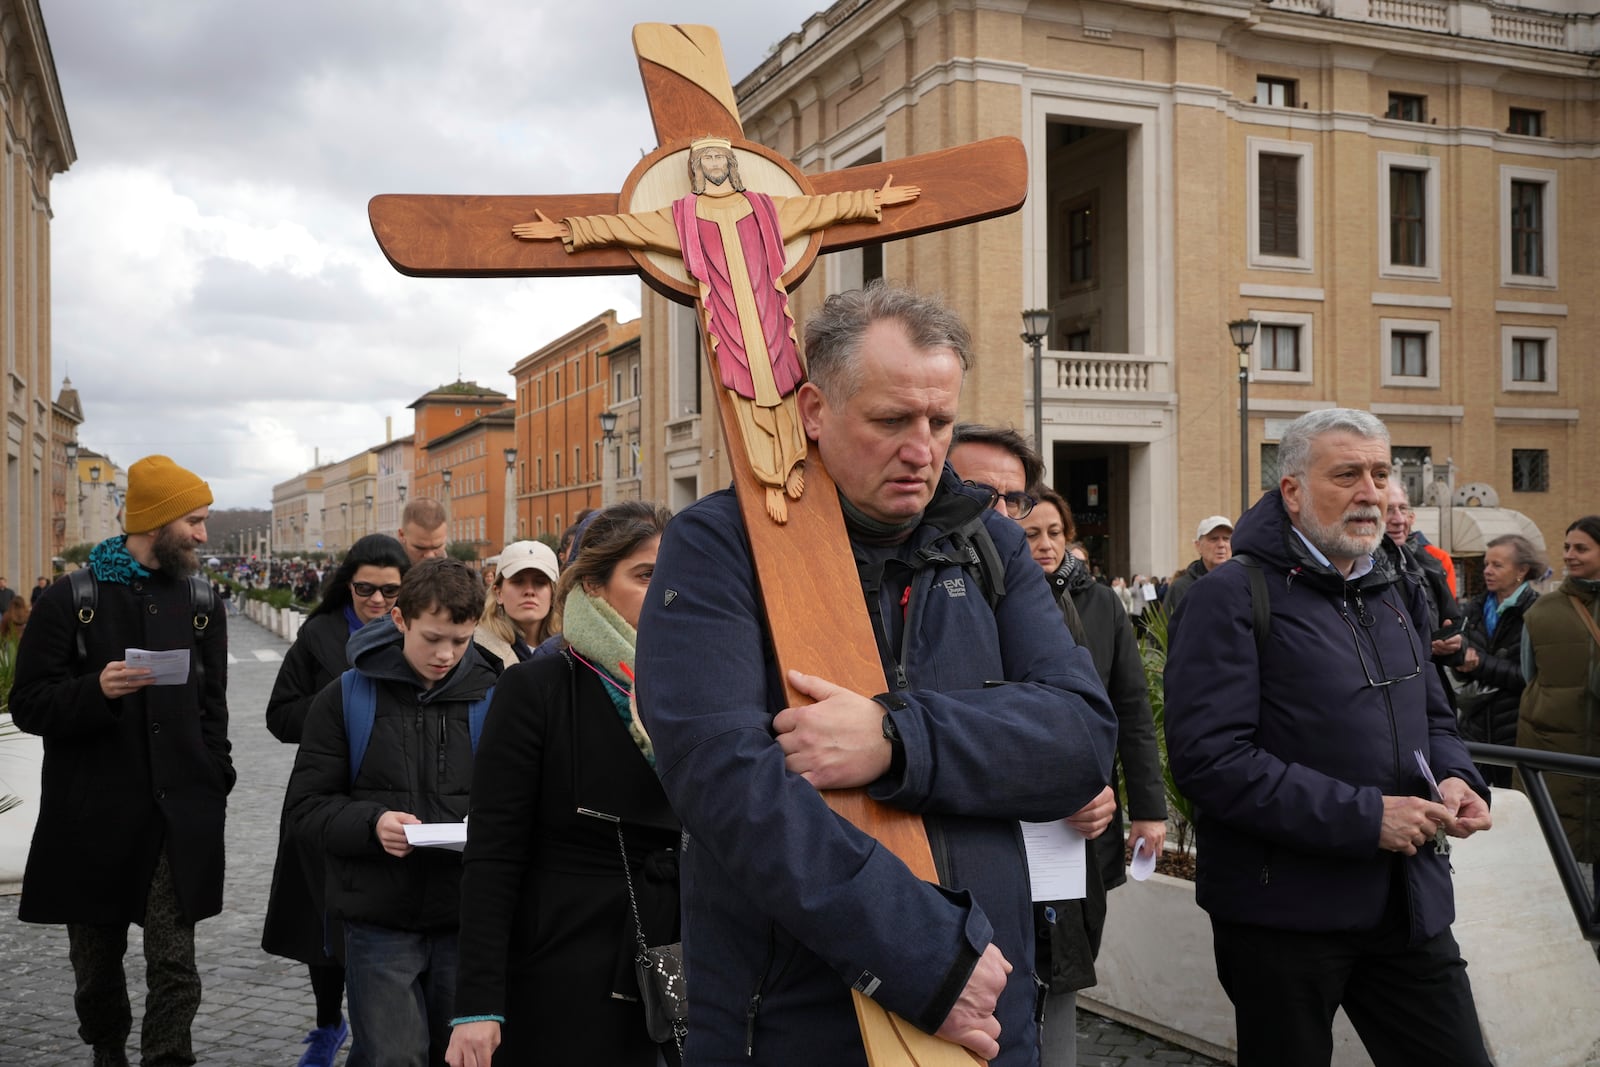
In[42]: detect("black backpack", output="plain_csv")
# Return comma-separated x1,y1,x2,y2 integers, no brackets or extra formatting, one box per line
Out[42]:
68,568,220,687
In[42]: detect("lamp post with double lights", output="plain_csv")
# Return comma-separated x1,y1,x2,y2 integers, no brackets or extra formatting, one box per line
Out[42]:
503,447,518,547
1227,318,1260,516
1021,309,1052,463
598,411,619,507
65,441,80,548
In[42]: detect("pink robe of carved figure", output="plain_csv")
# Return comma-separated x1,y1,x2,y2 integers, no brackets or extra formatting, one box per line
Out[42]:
672,191,801,404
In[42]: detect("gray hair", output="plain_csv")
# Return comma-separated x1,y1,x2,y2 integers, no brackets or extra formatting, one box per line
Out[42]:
1276,408,1390,480
802,282,972,403
1486,533,1546,583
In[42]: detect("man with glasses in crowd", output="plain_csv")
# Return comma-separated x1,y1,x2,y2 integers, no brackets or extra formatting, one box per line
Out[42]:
1164,408,1492,1067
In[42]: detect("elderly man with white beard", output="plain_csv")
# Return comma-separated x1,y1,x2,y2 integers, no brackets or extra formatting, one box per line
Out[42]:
1164,409,1493,1067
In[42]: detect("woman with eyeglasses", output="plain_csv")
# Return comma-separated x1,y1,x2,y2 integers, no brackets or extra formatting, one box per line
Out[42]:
1450,534,1544,788
262,533,411,1067
1518,516,1600,882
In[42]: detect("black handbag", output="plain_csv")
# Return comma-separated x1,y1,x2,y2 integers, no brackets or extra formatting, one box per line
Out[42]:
617,823,687,1049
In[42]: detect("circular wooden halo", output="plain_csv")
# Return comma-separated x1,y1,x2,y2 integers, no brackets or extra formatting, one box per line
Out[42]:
617,136,823,303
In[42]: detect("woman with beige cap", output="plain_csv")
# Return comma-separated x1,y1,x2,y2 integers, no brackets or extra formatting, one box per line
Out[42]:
474,540,561,668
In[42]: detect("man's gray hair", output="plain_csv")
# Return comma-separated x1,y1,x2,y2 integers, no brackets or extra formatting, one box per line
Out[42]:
1276,408,1391,480
803,282,972,402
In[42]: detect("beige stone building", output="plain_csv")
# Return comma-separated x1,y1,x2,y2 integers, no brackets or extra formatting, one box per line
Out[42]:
0,0,73,581
629,0,1598,580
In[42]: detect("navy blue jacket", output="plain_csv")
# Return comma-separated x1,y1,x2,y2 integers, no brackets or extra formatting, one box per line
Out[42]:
1165,490,1486,943
635,472,1116,1066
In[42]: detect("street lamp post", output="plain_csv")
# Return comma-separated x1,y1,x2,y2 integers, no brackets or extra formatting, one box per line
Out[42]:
88,464,102,543
1227,318,1261,516
598,412,618,507
65,441,79,548
340,501,348,557
1020,309,1052,467
441,469,453,547
365,493,374,537
503,447,518,547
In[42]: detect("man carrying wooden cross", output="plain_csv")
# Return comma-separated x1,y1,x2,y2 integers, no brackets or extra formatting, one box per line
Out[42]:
636,284,1117,1066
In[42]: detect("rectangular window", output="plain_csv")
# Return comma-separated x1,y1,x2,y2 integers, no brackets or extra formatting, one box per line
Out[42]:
1068,206,1093,284
553,453,561,486
1511,338,1546,382
1259,443,1281,491
553,370,561,398
1064,329,1092,352
1390,169,1427,267
1512,449,1549,493
1259,324,1300,372
1256,77,1296,108
573,447,581,482
1508,108,1544,136
1391,331,1428,378
631,365,640,397
1258,153,1300,258
1510,181,1544,277
614,371,622,399
1387,93,1426,122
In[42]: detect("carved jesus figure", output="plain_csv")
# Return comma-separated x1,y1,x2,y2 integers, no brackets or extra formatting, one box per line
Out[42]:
513,138,920,523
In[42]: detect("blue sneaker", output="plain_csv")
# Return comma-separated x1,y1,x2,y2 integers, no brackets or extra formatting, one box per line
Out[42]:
296,1019,349,1067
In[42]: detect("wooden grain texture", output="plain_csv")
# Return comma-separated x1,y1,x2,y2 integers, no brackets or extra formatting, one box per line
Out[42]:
368,193,636,278
632,24,743,143
812,138,1027,252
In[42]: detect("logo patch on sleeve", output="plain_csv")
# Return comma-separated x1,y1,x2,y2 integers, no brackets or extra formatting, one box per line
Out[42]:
852,971,882,997
663,589,678,606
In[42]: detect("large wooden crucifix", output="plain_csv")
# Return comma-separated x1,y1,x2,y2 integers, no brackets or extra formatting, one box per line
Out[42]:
370,23,1025,1067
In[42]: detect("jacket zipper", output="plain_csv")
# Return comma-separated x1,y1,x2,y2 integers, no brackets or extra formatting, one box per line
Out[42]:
746,923,779,1057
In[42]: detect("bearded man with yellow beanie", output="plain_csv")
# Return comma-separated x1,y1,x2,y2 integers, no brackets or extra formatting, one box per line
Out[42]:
11,454,234,1067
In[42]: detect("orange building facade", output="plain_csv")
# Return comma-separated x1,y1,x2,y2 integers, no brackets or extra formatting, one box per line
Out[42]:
409,382,513,558
510,311,634,540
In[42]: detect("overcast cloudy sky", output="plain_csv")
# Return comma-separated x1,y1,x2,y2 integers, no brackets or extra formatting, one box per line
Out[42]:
46,1,826,507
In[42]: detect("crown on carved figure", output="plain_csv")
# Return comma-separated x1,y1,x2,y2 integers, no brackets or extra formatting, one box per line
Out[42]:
690,136,733,153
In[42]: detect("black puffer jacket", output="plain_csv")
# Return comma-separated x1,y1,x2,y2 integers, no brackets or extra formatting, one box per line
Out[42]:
1453,585,1539,749
285,616,499,932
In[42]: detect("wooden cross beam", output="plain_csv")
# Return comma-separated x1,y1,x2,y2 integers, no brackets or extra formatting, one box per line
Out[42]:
370,23,1024,1066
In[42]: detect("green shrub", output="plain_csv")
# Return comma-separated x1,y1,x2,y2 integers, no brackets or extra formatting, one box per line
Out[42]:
1139,604,1196,852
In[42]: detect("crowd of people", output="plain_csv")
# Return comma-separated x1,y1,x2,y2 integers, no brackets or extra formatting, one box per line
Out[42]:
4,283,1598,1067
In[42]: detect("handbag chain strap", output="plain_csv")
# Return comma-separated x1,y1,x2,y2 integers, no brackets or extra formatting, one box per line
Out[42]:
1569,595,1600,651
615,822,651,959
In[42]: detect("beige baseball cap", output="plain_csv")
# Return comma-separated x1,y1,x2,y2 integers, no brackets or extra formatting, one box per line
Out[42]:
496,540,559,583
1194,515,1235,539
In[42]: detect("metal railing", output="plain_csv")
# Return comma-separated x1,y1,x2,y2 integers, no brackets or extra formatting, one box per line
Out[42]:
1465,742,1600,941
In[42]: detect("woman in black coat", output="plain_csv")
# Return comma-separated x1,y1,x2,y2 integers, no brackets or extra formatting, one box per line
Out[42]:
1452,532,1544,787
260,534,410,1064
447,502,679,1067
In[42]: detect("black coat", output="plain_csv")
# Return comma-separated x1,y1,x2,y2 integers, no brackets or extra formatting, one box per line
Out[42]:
284,620,499,932
11,568,233,925
1454,585,1539,750
261,610,352,963
454,651,680,1065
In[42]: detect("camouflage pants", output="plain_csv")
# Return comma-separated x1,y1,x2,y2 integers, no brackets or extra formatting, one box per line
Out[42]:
67,852,199,1067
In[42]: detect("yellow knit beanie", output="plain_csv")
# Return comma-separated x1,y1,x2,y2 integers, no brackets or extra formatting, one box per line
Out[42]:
124,455,212,534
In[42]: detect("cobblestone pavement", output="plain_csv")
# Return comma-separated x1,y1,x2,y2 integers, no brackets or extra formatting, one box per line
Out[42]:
0,615,1224,1066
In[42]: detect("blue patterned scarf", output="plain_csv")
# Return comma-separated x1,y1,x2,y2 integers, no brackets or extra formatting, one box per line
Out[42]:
88,536,150,586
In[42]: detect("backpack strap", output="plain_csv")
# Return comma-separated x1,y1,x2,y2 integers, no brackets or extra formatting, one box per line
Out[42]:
1230,554,1272,659
68,568,97,668
468,688,493,752
341,670,377,784
941,514,1006,611
342,671,492,784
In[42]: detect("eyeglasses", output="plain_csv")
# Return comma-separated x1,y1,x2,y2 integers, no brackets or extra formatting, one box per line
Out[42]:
1335,592,1422,689
351,581,402,600
962,480,1036,519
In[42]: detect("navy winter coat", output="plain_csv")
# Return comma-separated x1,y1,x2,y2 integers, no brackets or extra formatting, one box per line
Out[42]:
1165,490,1485,943
635,472,1116,1067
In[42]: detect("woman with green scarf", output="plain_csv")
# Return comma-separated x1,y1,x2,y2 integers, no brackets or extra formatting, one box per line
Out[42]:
446,502,679,1067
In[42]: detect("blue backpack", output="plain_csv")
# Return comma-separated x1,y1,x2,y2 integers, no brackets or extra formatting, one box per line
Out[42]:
339,670,493,783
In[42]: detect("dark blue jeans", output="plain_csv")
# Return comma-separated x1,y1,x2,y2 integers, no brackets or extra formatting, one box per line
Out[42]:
343,921,458,1067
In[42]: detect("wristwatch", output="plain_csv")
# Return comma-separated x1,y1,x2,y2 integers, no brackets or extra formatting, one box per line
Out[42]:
881,713,906,777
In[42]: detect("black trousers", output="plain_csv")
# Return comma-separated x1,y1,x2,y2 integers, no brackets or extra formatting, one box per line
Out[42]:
1211,915,1491,1067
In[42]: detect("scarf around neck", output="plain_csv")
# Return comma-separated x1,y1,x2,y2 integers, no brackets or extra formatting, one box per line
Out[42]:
88,536,151,585
562,588,652,764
